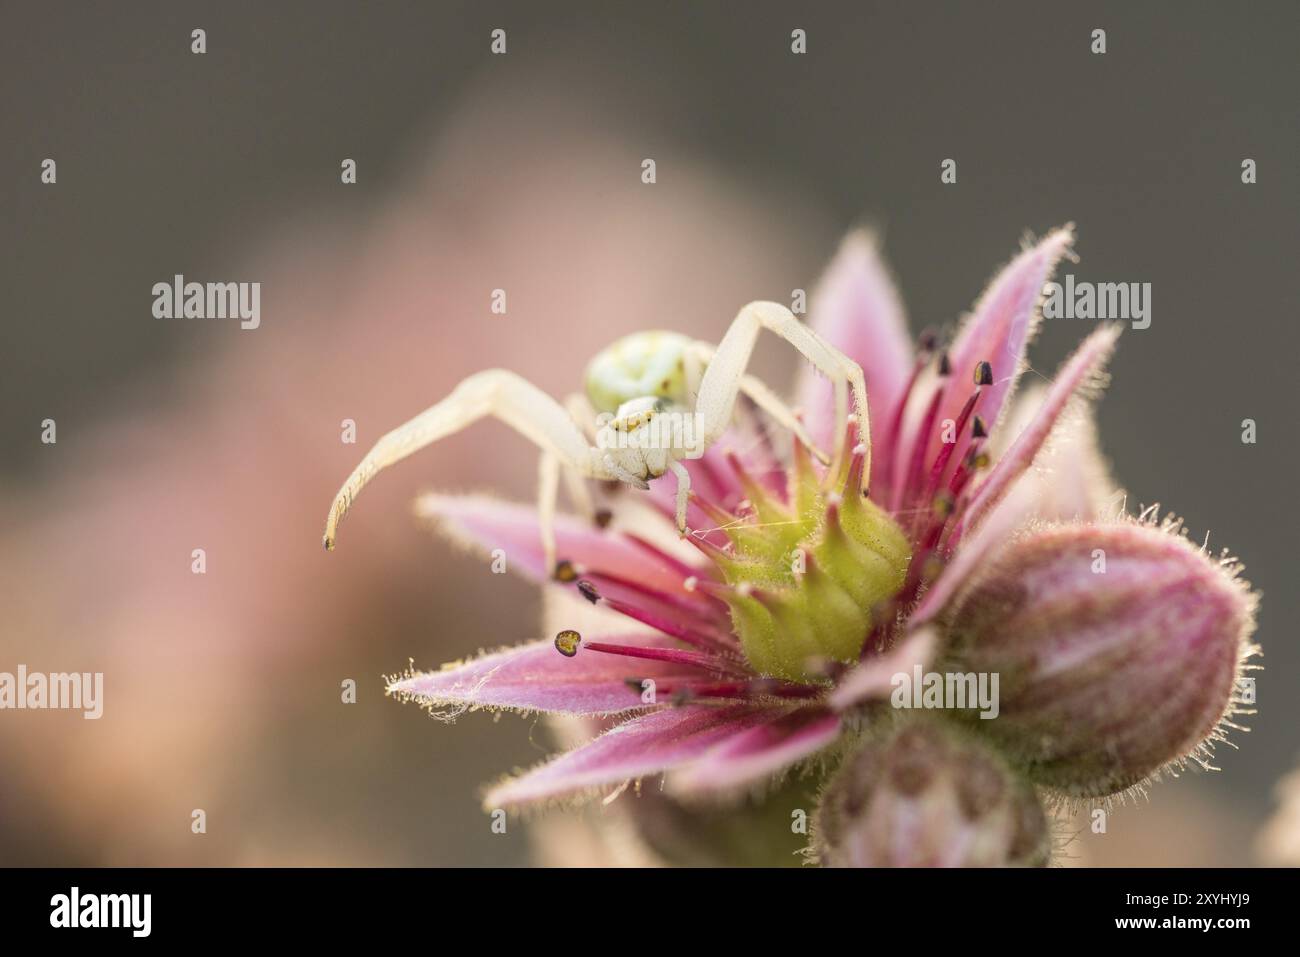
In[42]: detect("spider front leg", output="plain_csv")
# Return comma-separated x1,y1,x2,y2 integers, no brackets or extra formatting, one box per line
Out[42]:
686,341,831,466
668,459,692,535
559,393,601,523
323,370,612,551
695,301,870,491
536,450,569,576
535,399,613,574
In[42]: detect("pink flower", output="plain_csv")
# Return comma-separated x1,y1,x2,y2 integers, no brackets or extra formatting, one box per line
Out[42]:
372,226,1258,863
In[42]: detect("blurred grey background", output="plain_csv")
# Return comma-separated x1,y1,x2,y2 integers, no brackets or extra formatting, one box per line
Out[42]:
0,1,1295,865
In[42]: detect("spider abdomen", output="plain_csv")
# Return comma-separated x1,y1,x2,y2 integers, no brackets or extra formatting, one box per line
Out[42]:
584,330,693,413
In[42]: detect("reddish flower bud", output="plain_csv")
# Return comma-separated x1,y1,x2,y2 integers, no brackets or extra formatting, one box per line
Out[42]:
942,520,1258,797
814,717,1049,867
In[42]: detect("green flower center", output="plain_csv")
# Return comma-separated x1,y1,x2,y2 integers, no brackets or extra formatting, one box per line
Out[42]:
702,443,911,681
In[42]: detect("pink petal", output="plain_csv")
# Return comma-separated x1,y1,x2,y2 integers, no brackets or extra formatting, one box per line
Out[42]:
389,633,702,717
829,626,937,710
795,231,913,486
996,388,1117,524
668,706,841,795
416,492,702,598
914,227,1074,487
909,490,1025,628
1031,411,1115,523
958,324,1120,538
483,704,774,807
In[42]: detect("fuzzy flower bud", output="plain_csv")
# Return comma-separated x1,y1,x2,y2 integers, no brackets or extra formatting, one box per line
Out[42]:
814,717,1049,867
941,520,1257,797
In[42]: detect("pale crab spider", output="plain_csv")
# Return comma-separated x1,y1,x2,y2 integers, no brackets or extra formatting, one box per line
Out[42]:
323,301,870,573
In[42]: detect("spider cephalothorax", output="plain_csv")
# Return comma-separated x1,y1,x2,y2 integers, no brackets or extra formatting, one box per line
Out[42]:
585,332,701,488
